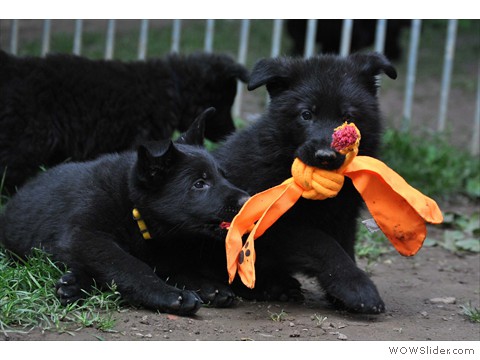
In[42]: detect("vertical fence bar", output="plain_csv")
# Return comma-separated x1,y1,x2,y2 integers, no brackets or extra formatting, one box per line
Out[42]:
266,19,284,105
9,19,19,55
41,19,51,56
304,19,317,58
171,19,182,53
472,64,480,155
138,19,149,60
233,20,251,118
105,19,116,60
73,19,83,55
204,19,215,53
374,20,388,91
339,19,353,57
374,19,387,54
271,19,283,57
401,19,422,132
437,19,458,132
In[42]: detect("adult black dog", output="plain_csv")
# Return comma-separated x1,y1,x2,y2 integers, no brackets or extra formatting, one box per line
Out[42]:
0,108,249,315
214,53,397,314
0,50,248,193
286,19,410,61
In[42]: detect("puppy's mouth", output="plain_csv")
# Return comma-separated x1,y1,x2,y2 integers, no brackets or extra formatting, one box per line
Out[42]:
219,221,231,230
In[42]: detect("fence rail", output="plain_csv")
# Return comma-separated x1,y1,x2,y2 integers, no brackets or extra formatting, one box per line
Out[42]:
1,19,479,155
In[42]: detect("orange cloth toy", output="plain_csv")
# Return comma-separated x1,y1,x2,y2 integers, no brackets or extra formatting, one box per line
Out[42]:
225,123,444,289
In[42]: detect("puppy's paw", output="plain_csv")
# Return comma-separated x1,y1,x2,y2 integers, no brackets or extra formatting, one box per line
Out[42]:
324,271,385,314
55,272,84,305
233,274,304,302
197,283,236,308
160,290,203,315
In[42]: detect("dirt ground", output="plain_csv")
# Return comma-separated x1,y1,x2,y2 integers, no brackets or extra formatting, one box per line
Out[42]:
2,202,479,342
1,20,479,342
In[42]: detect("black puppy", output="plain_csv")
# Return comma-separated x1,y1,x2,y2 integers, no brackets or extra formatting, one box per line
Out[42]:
214,53,397,313
0,50,249,193
0,108,249,315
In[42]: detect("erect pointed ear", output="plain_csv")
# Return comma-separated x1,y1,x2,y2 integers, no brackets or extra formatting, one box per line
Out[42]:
136,140,181,187
176,107,215,146
247,58,291,97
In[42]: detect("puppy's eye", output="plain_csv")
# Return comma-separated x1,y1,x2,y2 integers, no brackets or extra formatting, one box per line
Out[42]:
301,110,313,121
192,179,209,190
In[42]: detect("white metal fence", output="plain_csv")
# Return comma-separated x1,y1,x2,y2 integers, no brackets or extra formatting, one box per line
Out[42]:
1,19,479,155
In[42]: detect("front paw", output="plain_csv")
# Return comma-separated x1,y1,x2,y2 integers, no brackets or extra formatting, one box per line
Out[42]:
324,270,385,314
197,283,236,308
159,290,203,315
55,271,85,305
233,273,304,302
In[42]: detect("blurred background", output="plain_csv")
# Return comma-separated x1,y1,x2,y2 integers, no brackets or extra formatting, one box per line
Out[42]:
1,19,479,199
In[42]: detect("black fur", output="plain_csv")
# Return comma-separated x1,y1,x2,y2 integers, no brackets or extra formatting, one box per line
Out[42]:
214,53,397,313
286,19,410,61
0,50,249,193
0,108,250,315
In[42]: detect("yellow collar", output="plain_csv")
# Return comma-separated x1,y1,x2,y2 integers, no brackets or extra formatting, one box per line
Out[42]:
132,208,152,240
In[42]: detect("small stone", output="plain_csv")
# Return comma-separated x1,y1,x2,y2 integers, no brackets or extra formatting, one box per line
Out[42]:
337,333,348,340
289,330,300,338
429,297,456,304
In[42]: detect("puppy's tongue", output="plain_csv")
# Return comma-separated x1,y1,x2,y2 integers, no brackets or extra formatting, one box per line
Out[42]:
219,222,231,230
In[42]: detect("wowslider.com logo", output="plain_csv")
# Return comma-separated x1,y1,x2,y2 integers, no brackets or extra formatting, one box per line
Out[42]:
389,346,475,356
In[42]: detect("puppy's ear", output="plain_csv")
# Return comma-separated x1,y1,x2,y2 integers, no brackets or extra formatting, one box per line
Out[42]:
229,62,249,83
177,107,215,146
248,58,290,97
136,141,181,187
352,52,398,80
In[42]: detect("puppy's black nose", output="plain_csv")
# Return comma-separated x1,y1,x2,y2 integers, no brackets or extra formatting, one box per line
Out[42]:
315,149,337,164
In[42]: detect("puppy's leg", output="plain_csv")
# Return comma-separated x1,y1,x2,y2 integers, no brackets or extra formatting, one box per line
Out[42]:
272,226,385,314
67,229,202,315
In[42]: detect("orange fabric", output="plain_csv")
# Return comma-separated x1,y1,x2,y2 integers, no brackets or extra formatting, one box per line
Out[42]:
225,158,348,288
343,156,443,256
225,123,443,289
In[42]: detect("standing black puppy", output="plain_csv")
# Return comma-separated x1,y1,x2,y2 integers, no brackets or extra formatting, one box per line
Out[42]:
214,53,397,313
0,50,249,193
0,108,249,315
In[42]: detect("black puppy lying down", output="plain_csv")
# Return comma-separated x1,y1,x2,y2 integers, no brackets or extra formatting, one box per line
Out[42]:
0,108,249,315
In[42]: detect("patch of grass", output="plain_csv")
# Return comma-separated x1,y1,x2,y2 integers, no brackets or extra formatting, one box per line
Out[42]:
268,309,287,322
0,248,123,336
312,313,328,327
428,211,480,254
355,220,391,261
381,129,480,199
460,302,480,323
